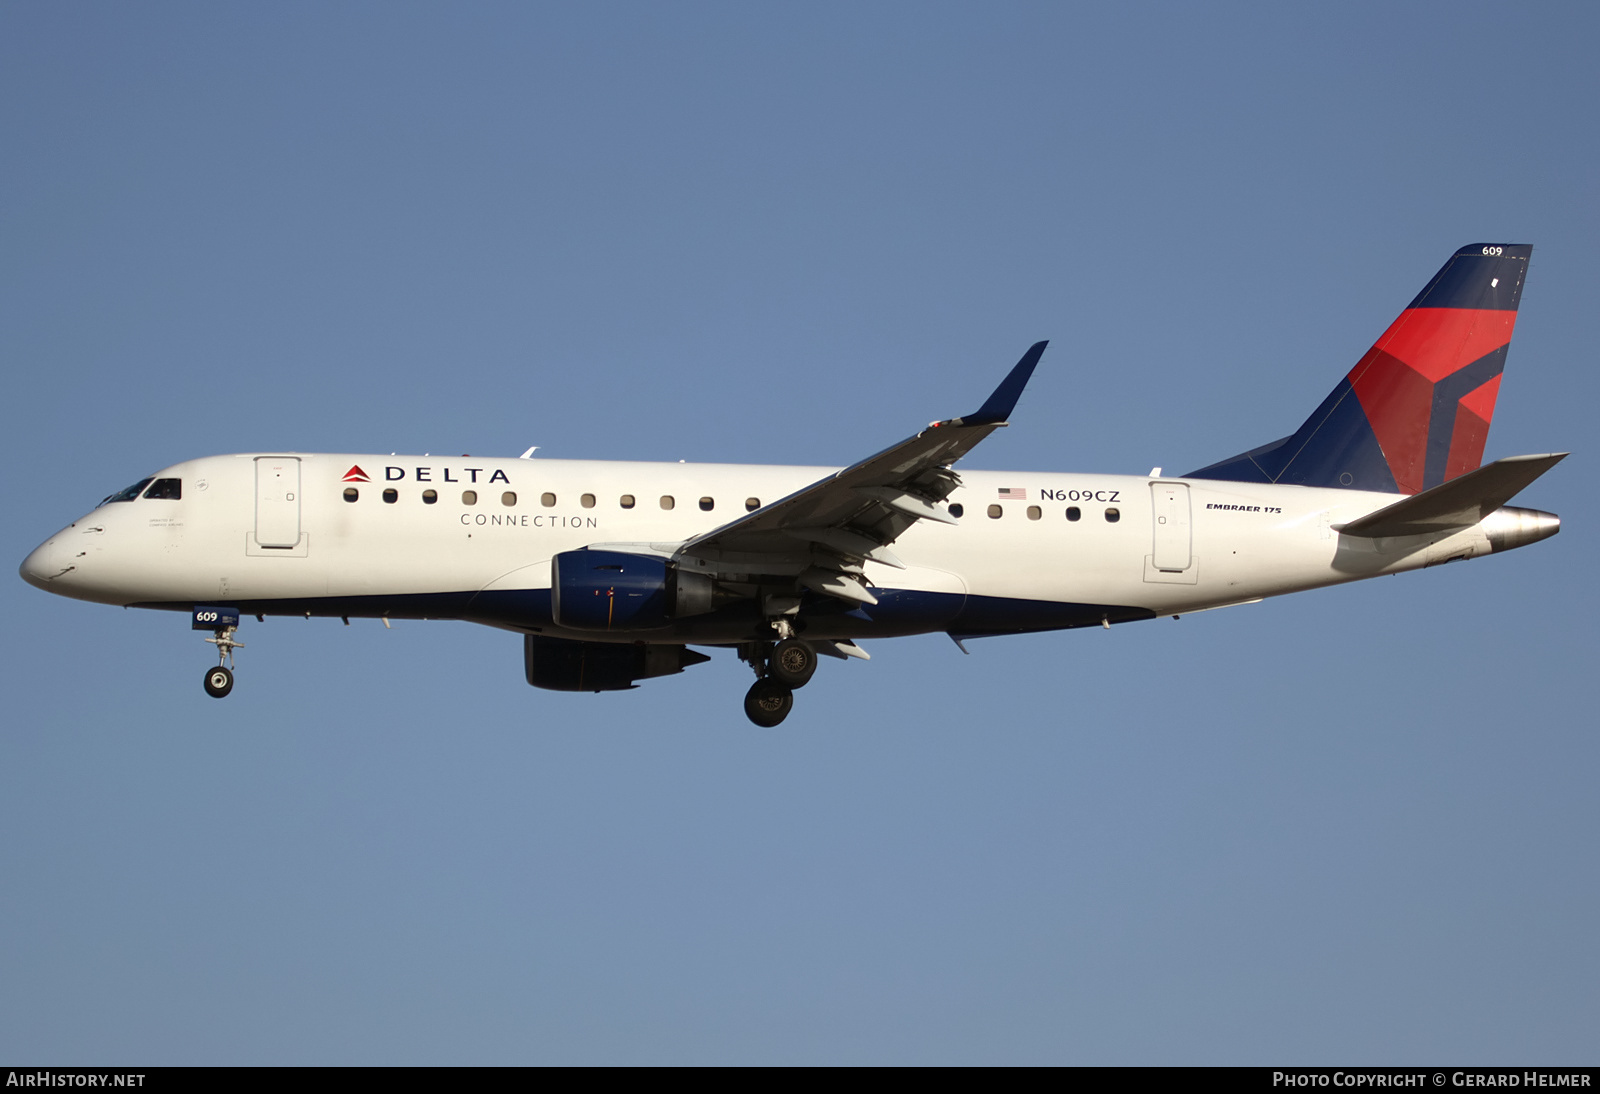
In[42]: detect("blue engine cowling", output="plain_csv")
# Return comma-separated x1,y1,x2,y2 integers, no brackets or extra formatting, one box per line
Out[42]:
551,549,712,632
523,635,711,692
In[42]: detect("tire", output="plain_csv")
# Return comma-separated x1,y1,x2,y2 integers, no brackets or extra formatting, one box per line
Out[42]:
768,638,817,689
743,679,793,727
203,665,234,698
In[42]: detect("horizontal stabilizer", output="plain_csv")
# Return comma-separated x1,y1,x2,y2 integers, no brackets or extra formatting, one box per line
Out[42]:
1334,453,1566,538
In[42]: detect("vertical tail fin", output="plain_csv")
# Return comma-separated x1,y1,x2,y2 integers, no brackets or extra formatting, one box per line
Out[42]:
1188,244,1531,494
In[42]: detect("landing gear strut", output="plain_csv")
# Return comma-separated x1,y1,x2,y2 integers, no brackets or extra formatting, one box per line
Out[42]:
202,624,244,699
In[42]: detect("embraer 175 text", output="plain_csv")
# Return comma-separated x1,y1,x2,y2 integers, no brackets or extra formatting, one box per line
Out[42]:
21,244,1565,725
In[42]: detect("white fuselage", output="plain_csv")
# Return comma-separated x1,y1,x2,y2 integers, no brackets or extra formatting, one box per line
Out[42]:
20,451,1518,645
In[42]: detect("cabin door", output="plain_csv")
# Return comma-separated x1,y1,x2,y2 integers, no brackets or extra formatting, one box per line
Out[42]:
1150,481,1192,573
254,457,302,548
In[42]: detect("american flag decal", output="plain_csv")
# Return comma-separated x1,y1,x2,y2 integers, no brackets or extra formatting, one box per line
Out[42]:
998,487,1026,500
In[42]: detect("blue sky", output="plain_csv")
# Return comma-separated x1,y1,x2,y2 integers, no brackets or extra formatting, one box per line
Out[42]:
2,3,1595,1064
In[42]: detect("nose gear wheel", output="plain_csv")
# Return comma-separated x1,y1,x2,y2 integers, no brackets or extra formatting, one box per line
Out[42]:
203,665,234,698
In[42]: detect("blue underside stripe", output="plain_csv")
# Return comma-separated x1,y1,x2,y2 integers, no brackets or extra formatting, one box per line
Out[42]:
131,587,1157,641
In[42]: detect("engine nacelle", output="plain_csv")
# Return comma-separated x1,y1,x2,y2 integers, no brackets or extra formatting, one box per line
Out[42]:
551,549,714,632
523,635,711,692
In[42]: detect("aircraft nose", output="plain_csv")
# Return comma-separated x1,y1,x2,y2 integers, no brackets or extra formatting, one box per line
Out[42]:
19,536,70,590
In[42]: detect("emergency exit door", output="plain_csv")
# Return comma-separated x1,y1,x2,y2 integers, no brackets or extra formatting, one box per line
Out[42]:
254,457,301,548
1150,481,1191,572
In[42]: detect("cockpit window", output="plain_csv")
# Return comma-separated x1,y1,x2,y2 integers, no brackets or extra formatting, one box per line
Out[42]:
99,478,154,506
142,478,182,500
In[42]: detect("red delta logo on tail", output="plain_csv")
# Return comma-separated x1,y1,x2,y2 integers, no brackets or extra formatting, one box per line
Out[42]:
1347,245,1525,495
1188,244,1532,496
342,465,370,483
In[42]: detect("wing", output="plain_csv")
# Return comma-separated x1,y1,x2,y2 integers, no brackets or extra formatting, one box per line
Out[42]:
676,341,1048,605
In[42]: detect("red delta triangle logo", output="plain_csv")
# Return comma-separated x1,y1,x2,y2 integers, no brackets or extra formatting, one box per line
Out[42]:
342,465,370,483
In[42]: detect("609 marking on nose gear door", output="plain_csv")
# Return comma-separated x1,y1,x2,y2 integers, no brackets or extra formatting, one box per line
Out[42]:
191,605,240,630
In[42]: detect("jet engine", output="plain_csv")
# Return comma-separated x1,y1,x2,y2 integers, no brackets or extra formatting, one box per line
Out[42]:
523,635,711,692
550,549,715,632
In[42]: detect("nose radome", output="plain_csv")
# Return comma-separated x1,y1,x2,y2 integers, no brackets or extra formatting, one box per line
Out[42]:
20,538,68,590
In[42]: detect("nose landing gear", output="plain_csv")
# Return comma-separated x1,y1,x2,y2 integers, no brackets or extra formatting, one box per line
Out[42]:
202,624,244,699
203,664,234,698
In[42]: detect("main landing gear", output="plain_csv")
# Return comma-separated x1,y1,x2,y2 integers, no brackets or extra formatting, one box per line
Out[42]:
739,636,819,727
744,678,793,727
202,624,244,699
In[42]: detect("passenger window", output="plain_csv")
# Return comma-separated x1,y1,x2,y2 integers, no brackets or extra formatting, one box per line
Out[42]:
143,478,182,500
660,495,675,510
541,492,556,507
1105,507,1120,522
948,503,964,518
100,478,155,506
462,490,477,505
383,488,398,503
502,492,517,507
1027,505,1041,521
581,493,596,509
987,504,1003,519
699,497,714,512
620,494,636,509
343,487,359,503
422,489,437,505
745,497,761,512
1066,506,1081,521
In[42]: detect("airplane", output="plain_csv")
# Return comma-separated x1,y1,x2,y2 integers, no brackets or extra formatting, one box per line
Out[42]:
19,243,1565,726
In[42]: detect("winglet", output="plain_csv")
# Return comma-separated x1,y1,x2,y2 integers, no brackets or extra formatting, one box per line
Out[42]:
963,341,1048,425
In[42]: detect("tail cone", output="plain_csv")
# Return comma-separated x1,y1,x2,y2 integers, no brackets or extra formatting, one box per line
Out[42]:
1483,506,1560,553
